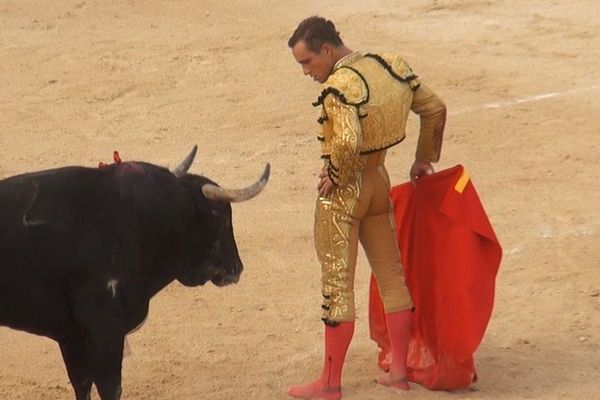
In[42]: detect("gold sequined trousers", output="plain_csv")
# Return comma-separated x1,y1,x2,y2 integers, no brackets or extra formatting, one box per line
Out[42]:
315,152,413,323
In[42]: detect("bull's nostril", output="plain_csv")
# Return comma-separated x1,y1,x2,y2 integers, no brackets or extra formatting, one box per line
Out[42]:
233,262,243,276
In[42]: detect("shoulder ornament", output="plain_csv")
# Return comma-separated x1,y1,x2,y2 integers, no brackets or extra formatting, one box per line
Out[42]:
365,53,421,90
312,67,369,107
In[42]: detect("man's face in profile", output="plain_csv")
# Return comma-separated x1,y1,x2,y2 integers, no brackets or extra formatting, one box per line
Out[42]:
292,41,334,84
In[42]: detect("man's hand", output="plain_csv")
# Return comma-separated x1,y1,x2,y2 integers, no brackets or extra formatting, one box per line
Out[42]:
410,160,434,184
318,169,336,196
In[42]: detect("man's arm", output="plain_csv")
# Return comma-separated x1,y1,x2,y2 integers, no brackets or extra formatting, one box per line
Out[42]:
410,83,447,182
319,95,363,195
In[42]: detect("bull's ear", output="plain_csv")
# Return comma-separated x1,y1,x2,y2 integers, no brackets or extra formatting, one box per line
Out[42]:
202,163,270,203
172,145,198,178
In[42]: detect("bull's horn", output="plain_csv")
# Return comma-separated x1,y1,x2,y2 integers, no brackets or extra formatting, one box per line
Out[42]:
201,163,270,203
172,145,198,178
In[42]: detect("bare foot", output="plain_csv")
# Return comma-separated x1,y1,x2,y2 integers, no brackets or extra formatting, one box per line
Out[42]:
288,380,342,400
376,370,409,391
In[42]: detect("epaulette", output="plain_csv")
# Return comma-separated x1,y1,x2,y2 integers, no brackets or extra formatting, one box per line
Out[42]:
312,66,369,107
365,53,421,90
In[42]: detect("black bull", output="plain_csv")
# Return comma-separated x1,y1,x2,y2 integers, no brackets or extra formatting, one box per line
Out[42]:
0,146,269,400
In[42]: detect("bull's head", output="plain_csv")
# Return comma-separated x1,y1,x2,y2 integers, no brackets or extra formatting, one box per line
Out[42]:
172,146,270,287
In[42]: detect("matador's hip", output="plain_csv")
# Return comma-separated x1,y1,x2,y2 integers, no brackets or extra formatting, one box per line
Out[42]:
314,158,412,325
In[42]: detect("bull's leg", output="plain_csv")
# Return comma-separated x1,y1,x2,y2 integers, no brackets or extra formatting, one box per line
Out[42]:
87,323,125,400
74,300,126,400
59,337,93,400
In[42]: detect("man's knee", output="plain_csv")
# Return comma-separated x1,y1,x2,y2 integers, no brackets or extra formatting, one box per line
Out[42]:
376,274,413,313
321,290,356,323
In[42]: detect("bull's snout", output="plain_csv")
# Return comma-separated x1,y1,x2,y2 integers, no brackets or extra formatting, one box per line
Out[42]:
212,273,240,287
223,272,240,285
211,260,242,287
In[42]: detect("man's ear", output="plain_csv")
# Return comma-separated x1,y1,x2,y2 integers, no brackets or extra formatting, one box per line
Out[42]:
321,43,334,57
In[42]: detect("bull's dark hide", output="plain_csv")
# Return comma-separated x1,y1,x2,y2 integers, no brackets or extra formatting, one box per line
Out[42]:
0,149,269,400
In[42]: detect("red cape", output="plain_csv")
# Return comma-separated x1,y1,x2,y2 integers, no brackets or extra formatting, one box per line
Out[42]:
369,165,502,390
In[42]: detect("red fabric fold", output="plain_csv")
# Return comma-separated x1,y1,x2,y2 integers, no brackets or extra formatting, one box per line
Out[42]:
369,164,502,390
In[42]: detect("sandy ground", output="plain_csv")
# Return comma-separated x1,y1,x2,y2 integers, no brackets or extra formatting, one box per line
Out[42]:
1,0,599,399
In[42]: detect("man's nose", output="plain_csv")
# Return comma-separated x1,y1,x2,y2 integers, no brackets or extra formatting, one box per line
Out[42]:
303,65,310,75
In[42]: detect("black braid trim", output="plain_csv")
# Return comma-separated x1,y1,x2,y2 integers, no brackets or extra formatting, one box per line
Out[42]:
327,163,339,185
312,66,369,108
322,318,340,327
328,170,340,186
317,135,325,141
337,66,370,105
312,87,349,107
365,53,419,85
321,136,405,158
317,115,328,124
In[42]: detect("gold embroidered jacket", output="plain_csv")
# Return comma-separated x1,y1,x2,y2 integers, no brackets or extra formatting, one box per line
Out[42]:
314,52,446,186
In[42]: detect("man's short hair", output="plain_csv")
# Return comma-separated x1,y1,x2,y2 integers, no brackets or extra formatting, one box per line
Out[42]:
288,16,343,53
